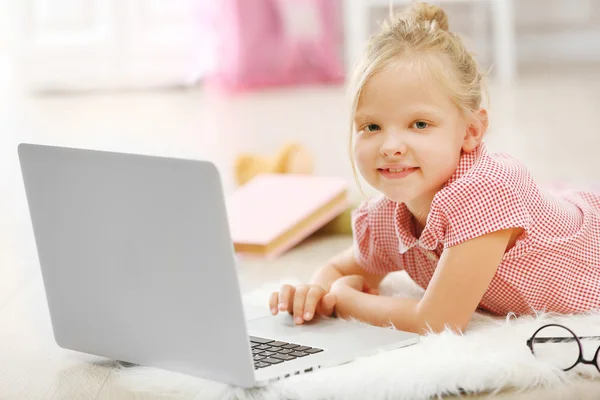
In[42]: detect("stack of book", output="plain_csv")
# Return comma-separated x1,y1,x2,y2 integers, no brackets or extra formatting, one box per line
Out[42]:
227,174,348,259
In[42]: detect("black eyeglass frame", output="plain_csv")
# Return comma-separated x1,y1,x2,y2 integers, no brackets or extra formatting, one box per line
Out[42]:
526,323,600,372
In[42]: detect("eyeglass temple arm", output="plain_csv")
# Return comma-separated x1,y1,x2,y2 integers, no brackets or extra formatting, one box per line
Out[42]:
527,335,600,344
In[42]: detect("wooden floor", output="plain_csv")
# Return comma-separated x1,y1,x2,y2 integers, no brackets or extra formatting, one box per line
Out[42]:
2,59,600,398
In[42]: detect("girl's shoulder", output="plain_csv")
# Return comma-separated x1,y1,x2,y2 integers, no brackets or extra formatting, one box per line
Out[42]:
352,193,396,214
439,144,538,205
422,145,538,249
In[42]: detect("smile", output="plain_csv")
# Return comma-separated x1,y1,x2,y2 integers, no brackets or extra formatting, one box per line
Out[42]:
378,167,418,179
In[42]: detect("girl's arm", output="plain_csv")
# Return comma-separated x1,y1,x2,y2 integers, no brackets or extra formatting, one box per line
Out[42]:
310,245,388,292
271,245,389,324
332,227,517,334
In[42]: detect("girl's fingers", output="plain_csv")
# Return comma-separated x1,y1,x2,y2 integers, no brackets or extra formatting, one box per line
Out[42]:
278,285,295,313
269,292,279,315
318,293,337,317
292,285,310,324
302,287,325,321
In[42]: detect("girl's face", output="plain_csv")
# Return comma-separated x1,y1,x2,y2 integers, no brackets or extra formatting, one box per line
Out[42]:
353,63,482,208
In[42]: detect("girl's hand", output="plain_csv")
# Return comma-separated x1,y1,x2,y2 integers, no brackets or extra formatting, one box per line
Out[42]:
269,284,337,325
330,275,379,296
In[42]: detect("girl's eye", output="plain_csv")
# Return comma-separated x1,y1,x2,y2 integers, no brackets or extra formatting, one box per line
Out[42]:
365,123,381,132
412,121,429,130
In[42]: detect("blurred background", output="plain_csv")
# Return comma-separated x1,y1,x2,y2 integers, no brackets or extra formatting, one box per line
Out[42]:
1,0,600,264
2,0,600,193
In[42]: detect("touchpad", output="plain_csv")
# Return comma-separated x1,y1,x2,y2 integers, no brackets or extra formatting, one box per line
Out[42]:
246,312,343,341
244,303,273,321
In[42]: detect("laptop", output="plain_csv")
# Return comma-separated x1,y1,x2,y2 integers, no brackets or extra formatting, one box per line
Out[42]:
17,143,419,388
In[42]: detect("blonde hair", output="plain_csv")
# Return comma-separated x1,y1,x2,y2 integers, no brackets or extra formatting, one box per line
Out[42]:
348,1,488,189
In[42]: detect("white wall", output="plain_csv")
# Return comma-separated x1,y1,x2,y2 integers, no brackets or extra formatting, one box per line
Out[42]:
515,0,600,65
370,0,600,72
0,1,8,52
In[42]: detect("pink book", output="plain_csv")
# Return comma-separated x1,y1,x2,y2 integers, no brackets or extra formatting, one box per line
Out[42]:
226,174,348,259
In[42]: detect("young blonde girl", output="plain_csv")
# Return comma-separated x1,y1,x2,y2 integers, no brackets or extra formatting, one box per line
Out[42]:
269,2,600,334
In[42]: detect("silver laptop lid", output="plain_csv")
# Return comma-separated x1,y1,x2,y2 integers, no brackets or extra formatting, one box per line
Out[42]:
18,143,255,387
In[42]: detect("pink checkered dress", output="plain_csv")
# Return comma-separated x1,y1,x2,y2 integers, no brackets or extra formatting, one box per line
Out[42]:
352,143,600,315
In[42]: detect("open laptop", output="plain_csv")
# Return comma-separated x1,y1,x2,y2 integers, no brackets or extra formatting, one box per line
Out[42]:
17,143,419,388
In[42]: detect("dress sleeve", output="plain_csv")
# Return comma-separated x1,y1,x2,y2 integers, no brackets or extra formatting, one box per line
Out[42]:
424,175,533,249
351,197,402,274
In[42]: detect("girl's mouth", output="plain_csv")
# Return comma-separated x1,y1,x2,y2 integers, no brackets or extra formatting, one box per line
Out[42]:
378,167,418,179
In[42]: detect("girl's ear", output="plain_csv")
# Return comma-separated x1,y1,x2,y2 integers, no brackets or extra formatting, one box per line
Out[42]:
462,109,488,153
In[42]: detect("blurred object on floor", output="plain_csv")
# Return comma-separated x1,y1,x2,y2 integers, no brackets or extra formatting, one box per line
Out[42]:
227,174,348,259
316,196,361,236
205,0,345,92
234,142,313,186
233,142,358,237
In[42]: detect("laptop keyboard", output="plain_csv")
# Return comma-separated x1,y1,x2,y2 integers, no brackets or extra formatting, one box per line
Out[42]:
250,336,324,369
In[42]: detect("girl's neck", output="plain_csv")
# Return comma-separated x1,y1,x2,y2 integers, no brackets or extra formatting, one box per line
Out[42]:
406,203,429,238
404,191,437,238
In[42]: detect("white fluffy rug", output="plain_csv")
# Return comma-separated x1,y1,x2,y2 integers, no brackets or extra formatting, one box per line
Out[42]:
114,271,600,399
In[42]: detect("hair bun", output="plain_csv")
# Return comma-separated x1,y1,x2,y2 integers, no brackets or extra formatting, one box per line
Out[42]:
408,2,449,31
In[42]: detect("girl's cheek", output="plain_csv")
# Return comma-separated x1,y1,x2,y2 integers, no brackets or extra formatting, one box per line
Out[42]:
353,140,365,161
353,145,371,169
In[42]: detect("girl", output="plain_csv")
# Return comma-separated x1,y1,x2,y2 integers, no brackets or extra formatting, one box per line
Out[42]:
269,2,600,334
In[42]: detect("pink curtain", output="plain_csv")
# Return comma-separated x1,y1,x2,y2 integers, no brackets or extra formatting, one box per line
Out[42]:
203,0,345,92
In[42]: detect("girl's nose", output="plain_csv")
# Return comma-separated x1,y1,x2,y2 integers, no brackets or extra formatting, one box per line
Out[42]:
380,133,407,157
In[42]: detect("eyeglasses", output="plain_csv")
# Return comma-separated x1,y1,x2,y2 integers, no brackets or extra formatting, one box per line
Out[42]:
527,323,600,372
